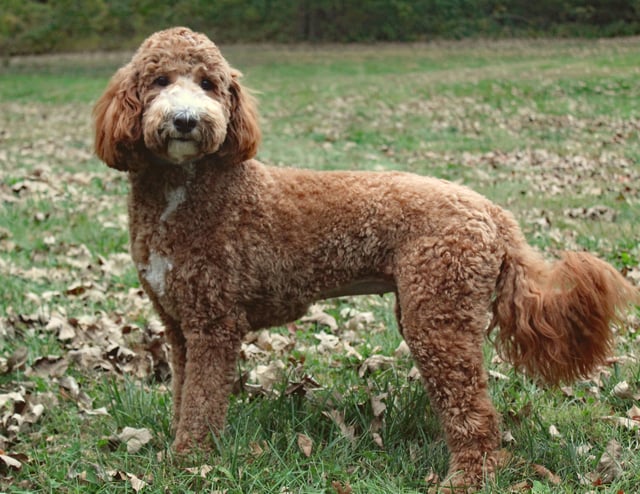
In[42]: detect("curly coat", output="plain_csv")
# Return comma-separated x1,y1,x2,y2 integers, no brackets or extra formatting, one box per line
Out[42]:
93,27,638,490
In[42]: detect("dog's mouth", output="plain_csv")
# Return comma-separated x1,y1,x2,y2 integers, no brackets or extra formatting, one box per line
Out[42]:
166,131,201,147
165,137,202,164
172,136,196,144
167,130,200,142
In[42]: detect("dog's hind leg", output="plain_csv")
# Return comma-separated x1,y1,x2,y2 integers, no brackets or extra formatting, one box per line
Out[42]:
395,240,502,489
399,296,500,489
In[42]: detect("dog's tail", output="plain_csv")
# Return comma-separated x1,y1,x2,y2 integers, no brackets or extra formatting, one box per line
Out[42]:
490,230,638,385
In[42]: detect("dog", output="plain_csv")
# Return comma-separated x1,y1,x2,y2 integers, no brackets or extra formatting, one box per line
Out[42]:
93,27,638,489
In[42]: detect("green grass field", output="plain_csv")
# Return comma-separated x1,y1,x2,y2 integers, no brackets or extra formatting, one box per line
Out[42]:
0,38,639,493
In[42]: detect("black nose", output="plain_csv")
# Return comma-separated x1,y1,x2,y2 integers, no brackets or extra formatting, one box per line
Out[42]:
173,114,197,133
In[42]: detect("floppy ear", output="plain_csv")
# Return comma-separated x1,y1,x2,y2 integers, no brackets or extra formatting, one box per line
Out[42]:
93,65,142,171
216,69,261,165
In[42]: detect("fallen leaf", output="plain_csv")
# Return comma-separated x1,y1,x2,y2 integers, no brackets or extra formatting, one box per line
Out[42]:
255,330,294,354
407,366,421,380
59,376,94,410
370,393,387,418
532,463,561,484
502,430,516,444
45,312,75,341
425,468,440,486
68,469,89,483
595,439,623,483
314,331,340,353
248,441,266,457
23,403,45,425
560,386,574,397
184,464,213,478
342,341,363,361
611,381,633,399
27,355,69,378
576,444,592,456
371,431,384,448
127,472,147,492
284,374,323,397
249,360,285,391
65,282,93,296
331,480,352,494
548,424,562,439
601,415,640,430
627,404,640,421
240,343,267,361
0,392,25,411
0,453,23,472
343,309,375,330
297,433,313,457
99,253,134,277
6,347,28,372
358,355,394,378
117,427,153,454
488,370,509,380
507,480,532,492
81,406,110,416
394,340,410,358
323,409,356,444
564,205,617,222
301,305,338,331
67,346,110,371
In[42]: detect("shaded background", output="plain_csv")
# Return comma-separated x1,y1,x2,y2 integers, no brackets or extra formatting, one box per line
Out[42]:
3,0,640,55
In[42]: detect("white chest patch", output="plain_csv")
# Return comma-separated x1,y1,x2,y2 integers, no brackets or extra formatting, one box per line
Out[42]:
160,186,187,222
139,252,173,298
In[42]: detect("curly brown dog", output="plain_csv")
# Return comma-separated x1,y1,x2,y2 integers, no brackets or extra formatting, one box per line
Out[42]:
93,27,638,489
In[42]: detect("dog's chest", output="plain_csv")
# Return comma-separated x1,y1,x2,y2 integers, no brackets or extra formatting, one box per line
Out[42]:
130,176,194,318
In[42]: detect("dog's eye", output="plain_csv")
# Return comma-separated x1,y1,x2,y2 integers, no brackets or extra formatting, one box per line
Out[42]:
200,79,214,91
153,76,170,87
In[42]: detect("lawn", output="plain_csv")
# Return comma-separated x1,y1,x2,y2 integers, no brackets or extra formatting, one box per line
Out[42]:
0,37,639,493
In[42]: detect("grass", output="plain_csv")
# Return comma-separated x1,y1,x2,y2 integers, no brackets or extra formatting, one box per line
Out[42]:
1,37,639,493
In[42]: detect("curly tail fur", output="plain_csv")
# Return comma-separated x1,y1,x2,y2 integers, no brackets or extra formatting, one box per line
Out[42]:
491,244,638,384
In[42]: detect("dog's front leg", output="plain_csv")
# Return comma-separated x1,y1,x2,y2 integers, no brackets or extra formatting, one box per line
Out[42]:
161,316,186,433
172,314,242,453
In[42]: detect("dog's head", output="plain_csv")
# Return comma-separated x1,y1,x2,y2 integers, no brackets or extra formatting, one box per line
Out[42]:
93,27,260,170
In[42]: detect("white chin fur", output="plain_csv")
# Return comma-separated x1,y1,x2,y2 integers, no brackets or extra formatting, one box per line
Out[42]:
167,139,200,163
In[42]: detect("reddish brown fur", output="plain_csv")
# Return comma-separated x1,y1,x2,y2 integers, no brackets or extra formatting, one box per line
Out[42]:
93,27,639,491
492,244,638,384
94,66,143,170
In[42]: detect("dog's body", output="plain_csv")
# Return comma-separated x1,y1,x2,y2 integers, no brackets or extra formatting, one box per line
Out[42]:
129,160,507,326
94,27,638,489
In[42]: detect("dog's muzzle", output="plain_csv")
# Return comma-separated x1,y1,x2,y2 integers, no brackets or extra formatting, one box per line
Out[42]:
143,78,229,164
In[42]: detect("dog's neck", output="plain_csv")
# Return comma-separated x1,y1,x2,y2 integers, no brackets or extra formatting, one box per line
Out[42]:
126,156,246,223
127,151,230,189
129,161,195,192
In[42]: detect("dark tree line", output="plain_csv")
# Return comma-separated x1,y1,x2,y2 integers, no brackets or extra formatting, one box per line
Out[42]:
3,0,640,55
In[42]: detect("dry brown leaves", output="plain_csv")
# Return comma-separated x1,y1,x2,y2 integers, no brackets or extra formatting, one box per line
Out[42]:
463,148,640,200
2,58,639,492
0,142,170,481
297,432,313,457
494,362,640,490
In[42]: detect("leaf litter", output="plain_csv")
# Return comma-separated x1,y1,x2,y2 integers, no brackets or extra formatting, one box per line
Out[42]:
1,48,639,492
